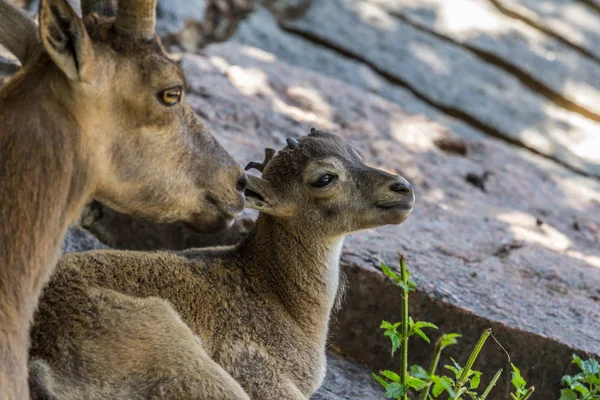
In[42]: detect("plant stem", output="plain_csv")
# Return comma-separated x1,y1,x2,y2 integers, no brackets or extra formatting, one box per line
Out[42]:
582,385,600,400
400,253,409,400
521,386,535,400
419,337,444,400
480,369,503,400
453,328,492,396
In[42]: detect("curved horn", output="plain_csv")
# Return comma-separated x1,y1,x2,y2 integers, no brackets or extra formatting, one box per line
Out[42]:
115,0,156,39
0,0,42,65
81,0,117,17
286,138,299,149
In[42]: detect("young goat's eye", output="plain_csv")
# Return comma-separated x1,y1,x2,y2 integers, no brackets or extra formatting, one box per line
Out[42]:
311,174,337,188
159,86,182,106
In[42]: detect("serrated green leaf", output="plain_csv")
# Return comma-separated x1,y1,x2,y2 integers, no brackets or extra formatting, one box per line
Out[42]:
382,323,399,333
381,263,401,283
451,358,462,371
380,321,394,330
571,381,590,396
444,364,461,380
373,373,388,389
384,330,402,356
466,390,479,400
380,370,401,382
584,374,600,385
572,354,583,369
470,371,481,389
407,375,428,390
562,375,575,387
410,365,430,380
582,358,600,375
384,382,407,399
511,363,526,390
560,389,578,400
441,333,461,348
431,376,455,398
413,328,431,343
413,321,438,330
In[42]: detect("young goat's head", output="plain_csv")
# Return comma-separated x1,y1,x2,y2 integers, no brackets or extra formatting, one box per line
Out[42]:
244,130,414,237
1,0,246,232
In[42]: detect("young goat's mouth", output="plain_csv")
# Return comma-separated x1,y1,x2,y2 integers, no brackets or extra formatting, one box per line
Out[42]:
244,188,265,202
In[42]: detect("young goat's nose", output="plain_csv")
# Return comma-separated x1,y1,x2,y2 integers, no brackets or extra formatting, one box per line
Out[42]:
389,180,412,194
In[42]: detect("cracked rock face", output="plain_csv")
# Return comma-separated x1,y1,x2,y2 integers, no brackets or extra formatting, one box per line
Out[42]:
276,0,600,177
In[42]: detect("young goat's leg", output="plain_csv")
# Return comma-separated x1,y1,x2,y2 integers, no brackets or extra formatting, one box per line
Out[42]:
30,288,249,400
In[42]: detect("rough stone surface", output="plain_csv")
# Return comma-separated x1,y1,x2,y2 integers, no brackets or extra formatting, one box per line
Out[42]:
0,44,19,76
313,354,383,400
231,8,484,141
81,202,255,250
370,0,600,119
61,226,109,253
279,0,600,177
155,0,206,36
492,0,600,61
331,262,599,400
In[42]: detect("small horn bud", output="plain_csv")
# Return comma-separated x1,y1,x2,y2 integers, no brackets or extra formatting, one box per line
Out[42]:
286,138,300,149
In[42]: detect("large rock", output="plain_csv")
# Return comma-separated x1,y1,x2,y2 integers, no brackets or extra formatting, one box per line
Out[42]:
61,226,109,253
492,0,600,61
80,201,255,250
313,354,383,400
369,0,600,119
277,0,600,177
155,0,206,36
231,8,484,141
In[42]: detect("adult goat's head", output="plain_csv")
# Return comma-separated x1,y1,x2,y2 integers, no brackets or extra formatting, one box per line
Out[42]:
0,0,247,232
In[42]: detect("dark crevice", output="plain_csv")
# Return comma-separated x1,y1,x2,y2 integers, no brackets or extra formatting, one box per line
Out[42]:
576,0,600,15
383,9,600,123
280,24,596,179
487,0,600,65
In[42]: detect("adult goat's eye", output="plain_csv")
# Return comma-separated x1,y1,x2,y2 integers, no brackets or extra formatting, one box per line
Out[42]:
159,86,182,106
311,174,336,188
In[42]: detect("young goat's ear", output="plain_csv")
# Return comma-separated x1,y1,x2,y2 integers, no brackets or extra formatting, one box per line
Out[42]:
39,0,95,82
244,175,292,217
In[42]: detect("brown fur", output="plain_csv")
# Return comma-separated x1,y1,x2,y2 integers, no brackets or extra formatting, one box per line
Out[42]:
0,1,245,397
29,132,415,399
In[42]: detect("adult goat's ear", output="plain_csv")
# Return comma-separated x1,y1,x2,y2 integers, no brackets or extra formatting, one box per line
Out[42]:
39,0,95,82
244,175,292,217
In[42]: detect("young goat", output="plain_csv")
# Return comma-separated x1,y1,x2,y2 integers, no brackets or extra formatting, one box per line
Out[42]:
0,0,246,397
30,130,415,399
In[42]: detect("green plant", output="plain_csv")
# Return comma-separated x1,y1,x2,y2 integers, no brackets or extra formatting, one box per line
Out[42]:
560,355,600,400
373,254,529,400
510,363,534,400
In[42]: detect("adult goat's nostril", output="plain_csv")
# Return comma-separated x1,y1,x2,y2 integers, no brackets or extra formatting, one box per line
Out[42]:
390,180,412,194
236,173,248,192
